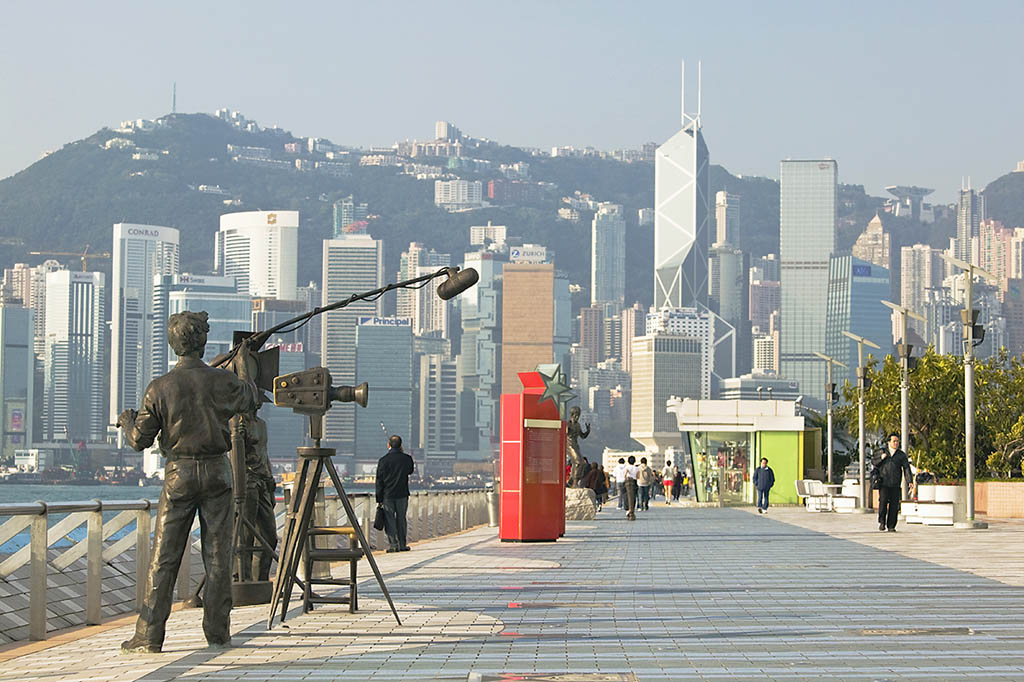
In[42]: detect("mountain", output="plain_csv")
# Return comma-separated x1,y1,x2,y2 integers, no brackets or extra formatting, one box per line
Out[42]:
983,170,1024,228
0,112,967,312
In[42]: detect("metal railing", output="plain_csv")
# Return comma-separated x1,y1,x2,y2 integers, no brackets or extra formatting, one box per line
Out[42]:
0,488,489,643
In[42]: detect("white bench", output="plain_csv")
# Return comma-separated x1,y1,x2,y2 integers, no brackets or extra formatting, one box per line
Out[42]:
797,479,832,512
901,501,955,525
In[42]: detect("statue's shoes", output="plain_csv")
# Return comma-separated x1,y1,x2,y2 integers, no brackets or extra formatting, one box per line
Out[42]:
206,639,232,650
121,638,162,654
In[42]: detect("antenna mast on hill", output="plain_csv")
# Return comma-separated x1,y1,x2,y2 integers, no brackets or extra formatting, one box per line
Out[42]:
172,82,177,114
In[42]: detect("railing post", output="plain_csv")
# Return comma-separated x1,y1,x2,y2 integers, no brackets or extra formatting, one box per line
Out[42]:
29,503,47,641
362,495,374,549
460,499,466,531
86,502,102,625
135,505,151,610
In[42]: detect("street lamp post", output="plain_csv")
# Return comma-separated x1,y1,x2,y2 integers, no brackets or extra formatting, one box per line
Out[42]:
842,331,881,511
939,254,996,530
813,352,848,484
881,300,925,499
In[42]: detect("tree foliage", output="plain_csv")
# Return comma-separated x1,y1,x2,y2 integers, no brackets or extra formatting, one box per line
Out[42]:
835,347,1024,480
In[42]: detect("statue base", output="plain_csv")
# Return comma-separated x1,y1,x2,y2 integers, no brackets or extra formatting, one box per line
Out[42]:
565,488,597,521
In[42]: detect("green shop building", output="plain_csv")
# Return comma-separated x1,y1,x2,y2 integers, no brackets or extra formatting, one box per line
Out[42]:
666,398,821,506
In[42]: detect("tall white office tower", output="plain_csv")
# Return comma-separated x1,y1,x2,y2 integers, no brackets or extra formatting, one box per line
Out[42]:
397,243,451,336
591,202,626,308
43,271,105,442
714,191,740,247
779,160,837,402
322,235,383,452
216,210,298,300
654,61,710,310
110,223,179,426
457,249,504,460
2,259,64,358
900,244,945,337
418,354,458,476
955,186,984,263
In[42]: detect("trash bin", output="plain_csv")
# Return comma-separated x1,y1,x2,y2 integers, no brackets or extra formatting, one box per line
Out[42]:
486,483,499,527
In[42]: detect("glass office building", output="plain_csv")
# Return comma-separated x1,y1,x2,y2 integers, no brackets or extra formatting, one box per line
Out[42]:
825,256,892,386
780,160,837,402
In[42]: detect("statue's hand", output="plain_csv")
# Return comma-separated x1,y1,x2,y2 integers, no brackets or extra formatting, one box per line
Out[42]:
117,409,138,430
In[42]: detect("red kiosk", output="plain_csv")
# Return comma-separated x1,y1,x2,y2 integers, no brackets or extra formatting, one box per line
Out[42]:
499,369,567,542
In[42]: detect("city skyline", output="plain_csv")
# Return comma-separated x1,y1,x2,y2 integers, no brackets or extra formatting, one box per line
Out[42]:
3,2,1024,201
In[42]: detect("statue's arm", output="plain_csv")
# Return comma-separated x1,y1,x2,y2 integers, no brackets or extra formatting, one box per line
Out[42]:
581,423,591,438
124,388,160,451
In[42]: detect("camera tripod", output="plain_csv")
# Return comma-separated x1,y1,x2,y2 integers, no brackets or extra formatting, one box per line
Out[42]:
266,414,401,628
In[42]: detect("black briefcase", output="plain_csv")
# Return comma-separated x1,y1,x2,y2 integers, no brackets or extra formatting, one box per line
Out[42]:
373,504,387,531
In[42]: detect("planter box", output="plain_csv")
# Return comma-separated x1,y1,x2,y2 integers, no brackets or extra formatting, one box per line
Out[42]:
975,481,1024,518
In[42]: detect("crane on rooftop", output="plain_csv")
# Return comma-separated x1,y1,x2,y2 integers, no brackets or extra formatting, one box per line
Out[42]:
28,245,111,272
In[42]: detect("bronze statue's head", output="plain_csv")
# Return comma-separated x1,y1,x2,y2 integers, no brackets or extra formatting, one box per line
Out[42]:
167,311,210,358
570,406,581,420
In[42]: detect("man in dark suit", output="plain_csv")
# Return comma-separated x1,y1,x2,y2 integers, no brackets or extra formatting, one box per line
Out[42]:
375,435,416,552
874,432,912,532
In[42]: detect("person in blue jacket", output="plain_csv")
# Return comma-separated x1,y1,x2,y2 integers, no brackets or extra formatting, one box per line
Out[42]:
753,457,775,514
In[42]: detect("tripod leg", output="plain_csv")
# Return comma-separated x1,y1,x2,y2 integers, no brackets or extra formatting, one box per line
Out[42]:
323,458,402,626
240,515,305,590
267,454,316,627
277,456,324,623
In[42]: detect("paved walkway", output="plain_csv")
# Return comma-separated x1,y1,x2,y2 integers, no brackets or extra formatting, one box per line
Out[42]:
3,503,1024,681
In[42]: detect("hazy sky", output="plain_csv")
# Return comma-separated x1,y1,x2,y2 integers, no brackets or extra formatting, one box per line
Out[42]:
3,1,1023,202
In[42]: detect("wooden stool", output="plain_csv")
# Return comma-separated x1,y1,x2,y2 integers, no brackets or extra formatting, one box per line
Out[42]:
302,525,363,613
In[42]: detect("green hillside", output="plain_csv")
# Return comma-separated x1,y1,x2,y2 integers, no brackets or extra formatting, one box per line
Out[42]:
0,112,975,312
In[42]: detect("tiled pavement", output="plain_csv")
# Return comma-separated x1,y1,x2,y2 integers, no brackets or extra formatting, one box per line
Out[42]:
2,502,1024,681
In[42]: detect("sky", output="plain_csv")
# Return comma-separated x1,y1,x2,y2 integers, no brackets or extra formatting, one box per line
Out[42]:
2,0,1023,202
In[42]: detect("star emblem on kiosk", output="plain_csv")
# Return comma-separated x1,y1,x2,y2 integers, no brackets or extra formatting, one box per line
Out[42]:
536,363,573,408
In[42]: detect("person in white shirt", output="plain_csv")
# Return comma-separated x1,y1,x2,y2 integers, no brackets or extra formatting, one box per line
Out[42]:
612,458,626,510
623,455,640,521
662,461,675,505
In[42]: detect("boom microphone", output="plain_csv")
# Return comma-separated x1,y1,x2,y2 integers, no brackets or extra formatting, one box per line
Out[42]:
436,267,480,300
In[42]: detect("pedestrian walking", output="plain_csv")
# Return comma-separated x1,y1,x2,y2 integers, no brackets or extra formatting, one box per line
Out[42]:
623,455,639,520
637,457,654,511
872,432,912,532
662,461,674,504
672,465,682,502
376,435,416,552
613,458,627,509
595,464,608,508
753,457,775,513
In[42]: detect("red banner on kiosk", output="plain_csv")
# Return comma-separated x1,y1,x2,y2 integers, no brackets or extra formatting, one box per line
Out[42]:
499,371,566,542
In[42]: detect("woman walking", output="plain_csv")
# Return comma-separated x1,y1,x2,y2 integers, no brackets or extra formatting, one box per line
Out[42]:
662,460,674,505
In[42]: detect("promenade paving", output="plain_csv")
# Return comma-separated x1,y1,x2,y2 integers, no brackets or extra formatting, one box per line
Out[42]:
2,502,1024,681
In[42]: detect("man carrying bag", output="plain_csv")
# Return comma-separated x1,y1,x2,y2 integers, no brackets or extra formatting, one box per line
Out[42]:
375,435,415,552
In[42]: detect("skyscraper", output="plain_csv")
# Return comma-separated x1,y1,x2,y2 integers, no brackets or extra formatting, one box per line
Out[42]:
851,213,891,270
355,317,414,473
153,274,250,373
900,244,944,337
708,244,750,376
43,270,105,442
629,333,701,452
714,191,740,247
110,223,179,427
322,235,383,451
825,256,892,385
0,304,34,460
577,305,604,367
645,307,715,399
619,302,646,373
332,195,369,238
457,249,504,460
654,62,710,310
955,187,984,263
780,159,837,402
500,263,569,395
591,202,625,307
216,210,298,300
419,354,458,476
397,243,451,336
